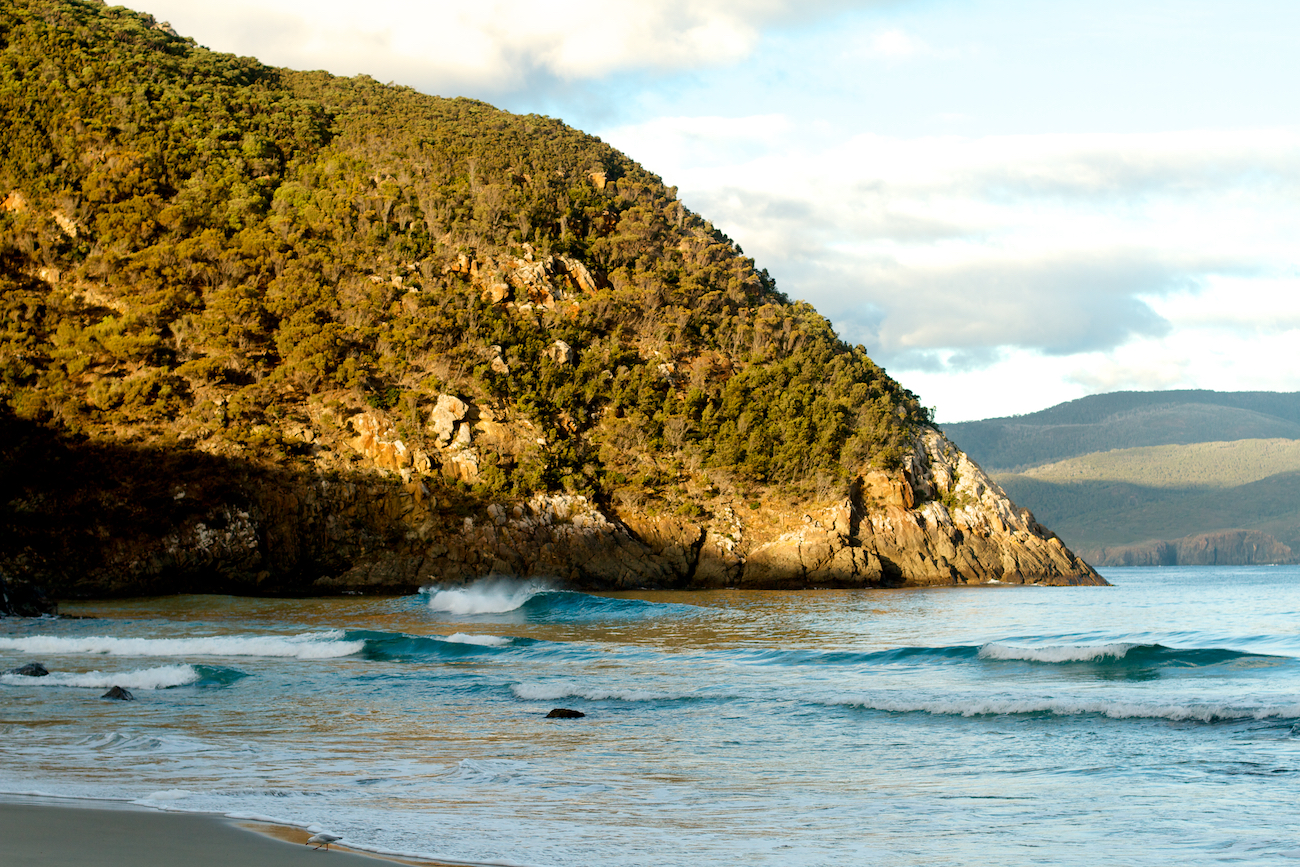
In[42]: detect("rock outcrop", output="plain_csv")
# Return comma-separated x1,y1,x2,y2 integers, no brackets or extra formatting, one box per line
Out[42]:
735,430,1102,587
0,411,1103,600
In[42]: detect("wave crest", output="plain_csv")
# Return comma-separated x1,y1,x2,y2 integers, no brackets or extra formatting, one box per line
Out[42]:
423,578,550,614
978,643,1138,663
445,633,512,647
512,680,687,703
0,632,362,659
0,663,246,690
835,695,1300,723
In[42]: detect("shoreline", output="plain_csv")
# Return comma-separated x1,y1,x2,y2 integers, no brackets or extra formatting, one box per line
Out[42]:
0,795,464,867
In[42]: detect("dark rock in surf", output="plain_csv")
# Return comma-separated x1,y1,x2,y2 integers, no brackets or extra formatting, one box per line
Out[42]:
7,662,49,677
102,686,134,700
545,708,584,718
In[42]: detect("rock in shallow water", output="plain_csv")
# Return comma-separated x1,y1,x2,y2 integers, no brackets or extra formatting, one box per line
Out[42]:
102,686,134,700
7,662,49,677
545,708,584,718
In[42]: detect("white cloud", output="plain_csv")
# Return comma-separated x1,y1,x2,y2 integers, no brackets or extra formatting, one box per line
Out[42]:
132,0,863,93
598,117,1300,418
606,118,1300,357
853,28,931,59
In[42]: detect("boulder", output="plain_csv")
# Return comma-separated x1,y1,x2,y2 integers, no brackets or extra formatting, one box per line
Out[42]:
428,394,469,445
545,708,585,718
7,662,49,677
545,340,574,365
102,686,134,700
558,256,599,294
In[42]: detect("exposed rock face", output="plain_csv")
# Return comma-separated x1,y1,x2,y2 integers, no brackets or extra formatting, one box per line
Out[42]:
1081,530,1296,567
1,416,1103,601
448,251,605,312
427,395,469,446
734,430,1103,587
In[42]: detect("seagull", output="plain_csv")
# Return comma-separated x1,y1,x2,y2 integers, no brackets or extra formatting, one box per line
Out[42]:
307,832,342,851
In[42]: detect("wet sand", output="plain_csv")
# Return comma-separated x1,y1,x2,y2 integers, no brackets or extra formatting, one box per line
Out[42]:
0,797,458,866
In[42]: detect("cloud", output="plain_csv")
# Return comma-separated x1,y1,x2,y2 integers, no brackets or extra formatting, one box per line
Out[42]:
1064,357,1193,395
851,28,932,60
602,118,1300,371
132,0,872,96
833,250,1189,359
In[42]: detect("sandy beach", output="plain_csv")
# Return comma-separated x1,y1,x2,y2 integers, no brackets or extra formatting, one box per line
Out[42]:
0,797,451,866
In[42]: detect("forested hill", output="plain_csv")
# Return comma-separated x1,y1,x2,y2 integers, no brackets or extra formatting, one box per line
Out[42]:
943,390,1300,473
1,0,925,494
0,0,1104,601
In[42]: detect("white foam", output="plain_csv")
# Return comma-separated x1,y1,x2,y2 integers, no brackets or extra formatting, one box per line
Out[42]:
142,789,196,801
0,631,362,659
1,664,201,690
425,578,550,615
978,642,1137,662
837,694,1300,723
511,680,678,702
445,633,512,647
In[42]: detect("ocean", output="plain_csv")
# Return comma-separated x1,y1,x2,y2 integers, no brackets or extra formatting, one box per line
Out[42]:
2,566,1298,866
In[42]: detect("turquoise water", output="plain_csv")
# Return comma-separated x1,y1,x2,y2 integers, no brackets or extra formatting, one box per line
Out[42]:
2,567,1298,865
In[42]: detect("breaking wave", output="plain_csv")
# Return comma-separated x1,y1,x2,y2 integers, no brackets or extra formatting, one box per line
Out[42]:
347,629,525,662
511,680,704,703
738,642,1284,669
422,578,698,622
1,663,246,690
445,633,513,647
423,579,551,614
0,632,363,659
832,694,1300,724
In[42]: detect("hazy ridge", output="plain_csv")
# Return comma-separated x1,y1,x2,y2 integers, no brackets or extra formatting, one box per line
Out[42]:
944,391,1300,566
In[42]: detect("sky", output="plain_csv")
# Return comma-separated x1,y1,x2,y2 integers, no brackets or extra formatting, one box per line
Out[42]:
130,0,1300,422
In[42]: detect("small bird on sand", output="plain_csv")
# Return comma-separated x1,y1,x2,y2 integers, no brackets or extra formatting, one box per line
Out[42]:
307,832,342,851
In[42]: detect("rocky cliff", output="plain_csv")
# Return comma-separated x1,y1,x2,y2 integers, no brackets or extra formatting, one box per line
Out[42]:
0,0,1105,605
0,409,1104,603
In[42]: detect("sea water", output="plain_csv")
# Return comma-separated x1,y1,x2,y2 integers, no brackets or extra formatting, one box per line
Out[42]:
1,566,1298,866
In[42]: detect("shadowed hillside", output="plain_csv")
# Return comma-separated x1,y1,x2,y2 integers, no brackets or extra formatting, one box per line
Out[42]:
944,391,1300,472
951,391,1300,566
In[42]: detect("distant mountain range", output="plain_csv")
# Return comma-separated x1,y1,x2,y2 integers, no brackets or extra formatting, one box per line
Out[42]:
942,390,1300,567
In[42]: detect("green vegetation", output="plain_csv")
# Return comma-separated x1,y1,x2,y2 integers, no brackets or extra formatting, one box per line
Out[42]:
959,393,1300,561
0,0,928,514
996,472,1300,555
945,391,1300,472
1017,438,1300,489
